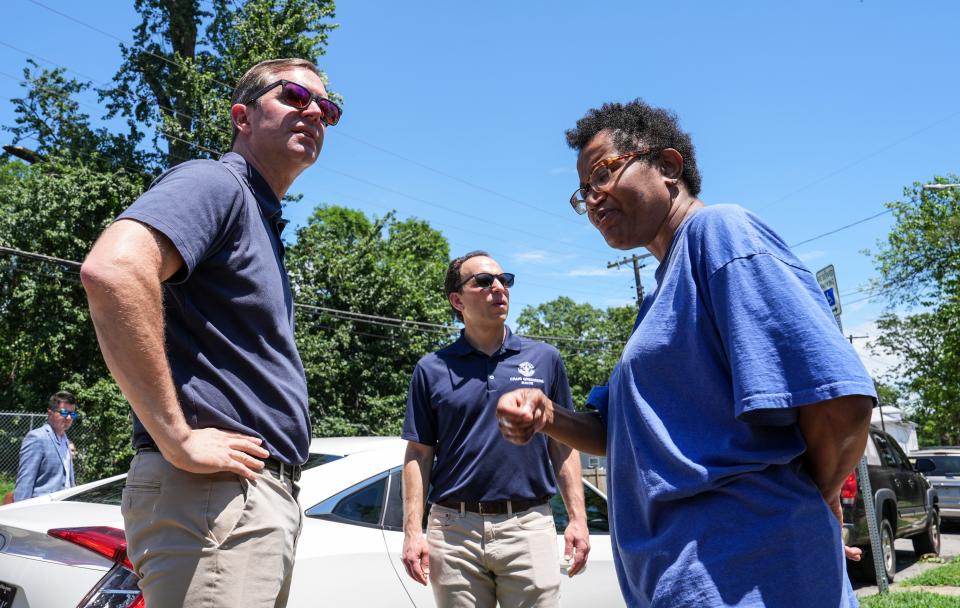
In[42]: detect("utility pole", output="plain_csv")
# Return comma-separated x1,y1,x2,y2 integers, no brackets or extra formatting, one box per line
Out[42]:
607,253,654,310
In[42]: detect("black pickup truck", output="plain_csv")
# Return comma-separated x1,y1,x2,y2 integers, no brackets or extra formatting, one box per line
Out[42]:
842,427,940,583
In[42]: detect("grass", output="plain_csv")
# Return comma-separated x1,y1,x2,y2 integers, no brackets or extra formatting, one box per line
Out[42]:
859,591,960,607
0,474,13,500
902,557,960,587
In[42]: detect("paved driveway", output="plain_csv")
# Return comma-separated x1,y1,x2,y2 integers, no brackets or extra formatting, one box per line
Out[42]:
853,520,960,596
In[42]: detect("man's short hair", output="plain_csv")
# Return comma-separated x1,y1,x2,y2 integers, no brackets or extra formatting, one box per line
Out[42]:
444,250,490,322
48,391,76,412
565,99,702,196
230,58,323,145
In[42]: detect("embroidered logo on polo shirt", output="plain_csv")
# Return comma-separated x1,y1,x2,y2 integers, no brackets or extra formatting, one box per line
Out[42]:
517,361,535,377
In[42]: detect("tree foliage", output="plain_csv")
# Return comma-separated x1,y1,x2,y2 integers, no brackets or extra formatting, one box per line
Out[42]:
286,206,453,437
869,178,960,445
516,297,635,408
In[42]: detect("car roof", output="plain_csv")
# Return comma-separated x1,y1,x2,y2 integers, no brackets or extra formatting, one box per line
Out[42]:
308,436,406,457
912,446,960,455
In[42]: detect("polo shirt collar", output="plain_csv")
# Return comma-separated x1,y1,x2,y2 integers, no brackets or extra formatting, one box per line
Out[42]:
220,152,287,234
449,326,521,357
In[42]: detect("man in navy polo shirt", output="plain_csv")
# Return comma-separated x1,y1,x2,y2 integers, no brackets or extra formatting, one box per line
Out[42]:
81,58,341,608
400,251,590,607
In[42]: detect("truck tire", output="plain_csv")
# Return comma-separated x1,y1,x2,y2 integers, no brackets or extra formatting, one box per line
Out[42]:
854,519,896,584
912,509,941,557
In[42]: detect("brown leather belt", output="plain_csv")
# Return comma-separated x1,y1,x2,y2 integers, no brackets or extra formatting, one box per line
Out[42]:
436,496,550,515
136,446,300,482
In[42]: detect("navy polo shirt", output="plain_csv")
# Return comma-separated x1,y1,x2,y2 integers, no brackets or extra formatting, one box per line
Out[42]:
117,152,310,465
402,327,573,503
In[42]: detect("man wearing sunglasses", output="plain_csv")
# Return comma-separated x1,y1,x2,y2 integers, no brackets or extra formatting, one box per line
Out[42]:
81,58,339,608
497,100,875,608
14,391,77,501
401,251,589,607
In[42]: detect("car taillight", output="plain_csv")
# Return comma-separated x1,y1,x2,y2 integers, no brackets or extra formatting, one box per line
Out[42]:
48,526,142,608
840,470,858,505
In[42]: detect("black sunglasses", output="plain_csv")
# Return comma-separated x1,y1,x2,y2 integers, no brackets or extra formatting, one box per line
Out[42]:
245,79,342,126
457,272,515,290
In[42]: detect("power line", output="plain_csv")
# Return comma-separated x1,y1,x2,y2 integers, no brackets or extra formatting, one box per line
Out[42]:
762,109,960,210
329,130,581,225
0,245,80,268
0,245,624,346
316,165,612,256
789,209,893,248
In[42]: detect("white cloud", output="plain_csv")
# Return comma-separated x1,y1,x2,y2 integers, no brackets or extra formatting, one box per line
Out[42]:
567,267,621,277
845,319,901,379
797,250,827,263
513,250,550,264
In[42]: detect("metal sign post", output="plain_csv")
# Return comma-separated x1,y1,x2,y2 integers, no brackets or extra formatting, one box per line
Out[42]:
857,457,888,592
814,264,886,590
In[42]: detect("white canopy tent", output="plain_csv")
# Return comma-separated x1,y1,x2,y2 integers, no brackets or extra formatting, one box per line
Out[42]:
872,405,919,454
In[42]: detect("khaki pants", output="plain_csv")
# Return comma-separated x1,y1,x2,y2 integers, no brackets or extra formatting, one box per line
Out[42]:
427,503,561,608
121,452,302,608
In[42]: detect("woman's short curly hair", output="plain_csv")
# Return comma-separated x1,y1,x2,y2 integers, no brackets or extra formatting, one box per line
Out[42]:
565,99,702,196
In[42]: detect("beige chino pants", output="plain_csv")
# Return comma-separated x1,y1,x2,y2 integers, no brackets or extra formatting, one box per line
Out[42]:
121,451,302,608
427,503,561,608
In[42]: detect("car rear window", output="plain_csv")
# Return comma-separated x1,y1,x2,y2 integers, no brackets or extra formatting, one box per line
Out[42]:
925,455,960,476
64,453,342,505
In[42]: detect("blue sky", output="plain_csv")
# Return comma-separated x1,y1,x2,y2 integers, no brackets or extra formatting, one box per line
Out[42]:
2,1,958,376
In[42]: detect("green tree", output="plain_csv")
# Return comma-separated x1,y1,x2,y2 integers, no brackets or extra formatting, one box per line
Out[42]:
516,297,634,407
869,177,960,445
0,59,150,412
286,206,453,436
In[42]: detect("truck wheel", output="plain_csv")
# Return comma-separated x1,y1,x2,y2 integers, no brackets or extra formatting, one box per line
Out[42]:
913,509,941,557
857,519,896,584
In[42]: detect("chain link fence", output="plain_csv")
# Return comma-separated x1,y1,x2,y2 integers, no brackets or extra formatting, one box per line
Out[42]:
0,411,101,490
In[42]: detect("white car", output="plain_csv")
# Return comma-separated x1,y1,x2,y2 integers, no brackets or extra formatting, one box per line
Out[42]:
0,437,621,607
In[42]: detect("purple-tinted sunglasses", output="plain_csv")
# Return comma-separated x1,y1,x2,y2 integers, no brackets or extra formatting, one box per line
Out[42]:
245,79,342,126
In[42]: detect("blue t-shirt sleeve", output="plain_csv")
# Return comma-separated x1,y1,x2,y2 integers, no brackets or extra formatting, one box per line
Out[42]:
117,160,245,284
402,362,437,445
586,384,609,425
707,252,876,425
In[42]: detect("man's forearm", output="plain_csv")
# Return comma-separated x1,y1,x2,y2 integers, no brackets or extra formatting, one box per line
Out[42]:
798,395,874,498
402,445,433,536
82,261,191,454
550,439,586,522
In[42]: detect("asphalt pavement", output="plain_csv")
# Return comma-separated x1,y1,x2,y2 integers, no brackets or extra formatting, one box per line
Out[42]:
853,520,960,597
